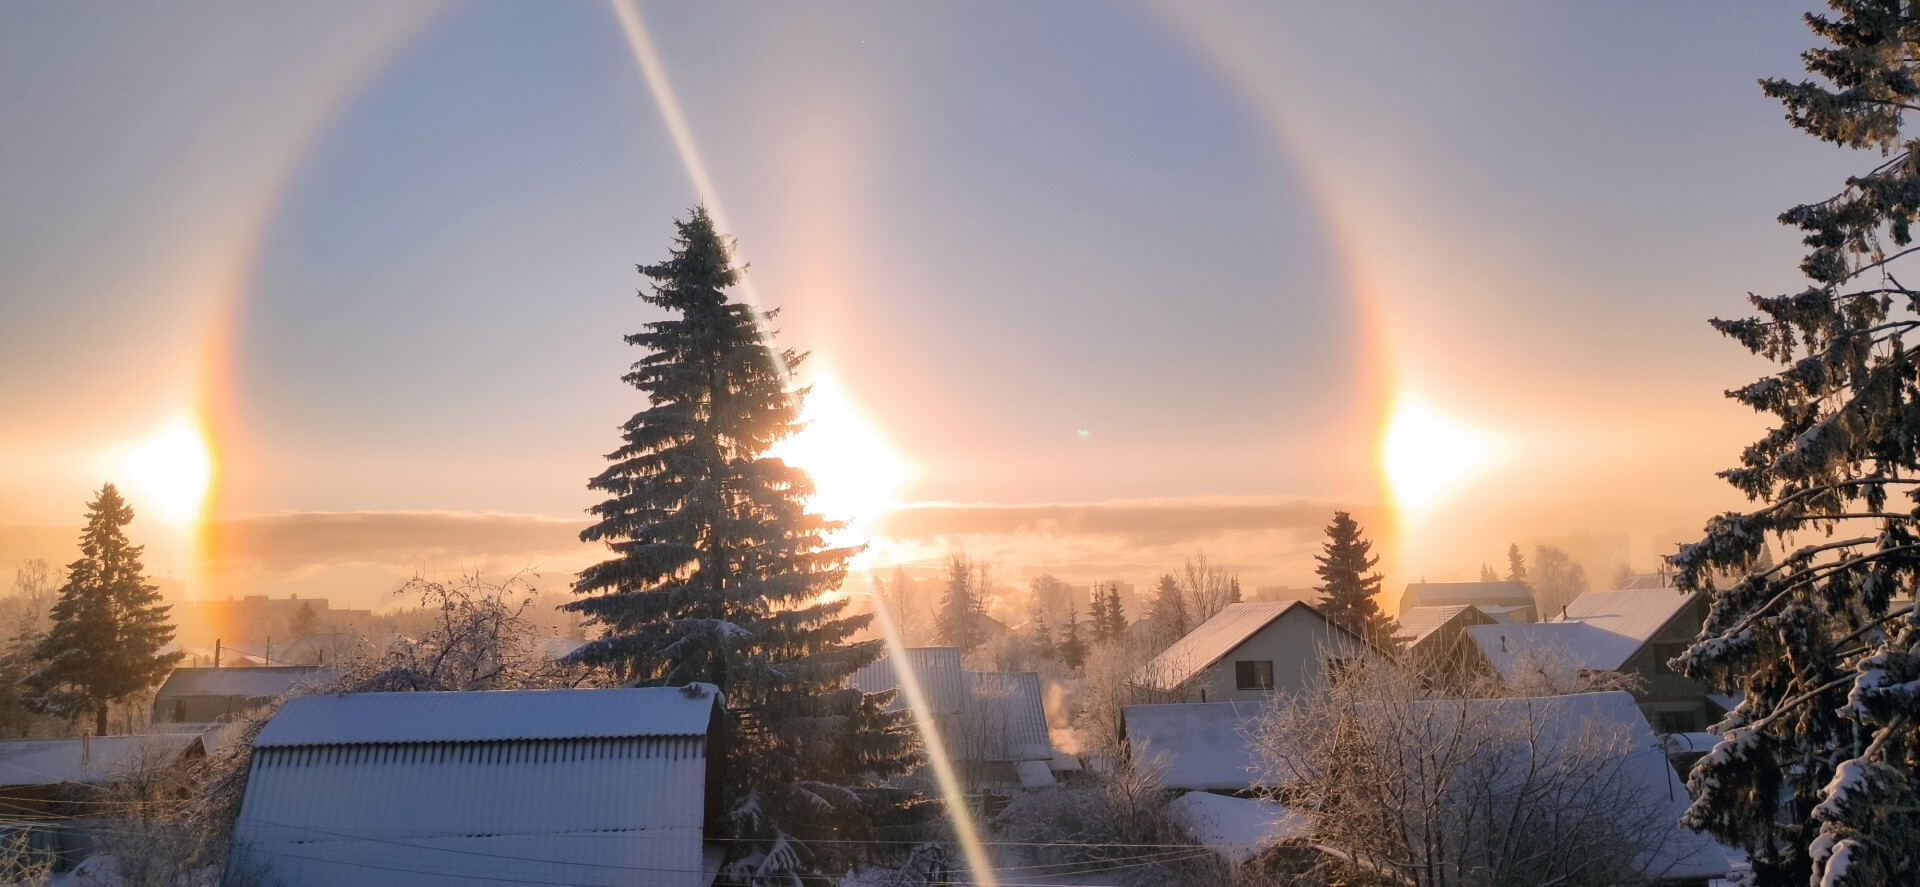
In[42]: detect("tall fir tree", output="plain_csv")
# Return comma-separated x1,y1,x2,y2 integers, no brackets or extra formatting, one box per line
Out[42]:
26,484,179,736
1058,602,1087,670
1504,542,1528,584
1671,5,1920,884
1145,572,1190,649
937,554,983,655
1103,584,1126,644
1313,511,1400,652
566,209,921,882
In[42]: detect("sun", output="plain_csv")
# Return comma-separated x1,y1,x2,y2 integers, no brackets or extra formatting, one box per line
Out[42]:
115,414,215,528
1380,396,1499,520
767,367,912,547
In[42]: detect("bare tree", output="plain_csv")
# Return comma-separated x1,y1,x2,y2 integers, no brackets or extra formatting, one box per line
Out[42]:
353,571,602,692
1249,656,1696,887
995,755,1235,886
1180,553,1239,623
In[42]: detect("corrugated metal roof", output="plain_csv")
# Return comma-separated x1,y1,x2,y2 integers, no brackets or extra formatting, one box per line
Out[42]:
254,685,720,748
0,734,202,788
234,733,713,887
1136,601,1312,691
155,666,334,700
1121,700,1270,791
849,647,965,715
964,671,1052,761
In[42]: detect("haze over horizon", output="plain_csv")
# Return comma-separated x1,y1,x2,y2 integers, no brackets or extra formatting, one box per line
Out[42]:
2,1,1831,610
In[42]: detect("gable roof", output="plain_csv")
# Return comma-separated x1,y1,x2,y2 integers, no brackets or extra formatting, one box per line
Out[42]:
1401,581,1535,614
1466,587,1700,678
850,647,966,715
1561,587,1699,648
1137,601,1341,691
1395,605,1493,646
1121,700,1271,791
155,665,333,700
254,685,720,748
965,671,1053,761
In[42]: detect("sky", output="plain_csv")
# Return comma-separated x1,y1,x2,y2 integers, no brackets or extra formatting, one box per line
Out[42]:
0,1,1856,610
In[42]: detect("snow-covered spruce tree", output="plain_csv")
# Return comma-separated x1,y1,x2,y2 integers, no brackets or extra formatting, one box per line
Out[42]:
1144,572,1190,650
566,208,923,883
936,553,985,655
1313,511,1400,652
26,483,180,736
1671,5,1920,884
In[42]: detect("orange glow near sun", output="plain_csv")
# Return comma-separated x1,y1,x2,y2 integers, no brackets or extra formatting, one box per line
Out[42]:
112,414,216,529
767,366,912,550
1380,395,1500,521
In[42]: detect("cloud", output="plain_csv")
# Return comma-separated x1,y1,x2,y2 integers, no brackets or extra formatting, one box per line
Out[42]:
202,511,596,576
866,497,1371,585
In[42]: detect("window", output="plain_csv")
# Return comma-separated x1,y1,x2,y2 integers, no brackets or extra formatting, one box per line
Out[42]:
1656,710,1701,734
1234,660,1274,691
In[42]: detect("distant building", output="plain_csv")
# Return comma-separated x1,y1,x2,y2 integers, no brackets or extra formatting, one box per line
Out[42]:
152,666,333,725
232,685,727,887
1398,581,1537,622
170,594,375,651
850,647,1062,789
1465,585,1721,733
1395,604,1499,680
1133,601,1376,703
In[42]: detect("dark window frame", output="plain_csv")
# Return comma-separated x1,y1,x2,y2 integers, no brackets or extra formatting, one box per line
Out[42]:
1234,659,1274,691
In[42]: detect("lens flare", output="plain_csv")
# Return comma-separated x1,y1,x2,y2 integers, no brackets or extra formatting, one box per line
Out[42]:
1380,396,1499,521
113,414,215,528
767,367,913,544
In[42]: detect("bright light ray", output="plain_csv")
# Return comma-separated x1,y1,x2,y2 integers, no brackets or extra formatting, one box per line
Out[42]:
112,414,215,528
1380,395,1500,521
606,4,990,881
766,367,913,551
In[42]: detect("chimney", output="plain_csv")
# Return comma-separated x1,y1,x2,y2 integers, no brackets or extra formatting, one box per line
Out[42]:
1500,635,1509,653
82,732,91,767
214,638,222,668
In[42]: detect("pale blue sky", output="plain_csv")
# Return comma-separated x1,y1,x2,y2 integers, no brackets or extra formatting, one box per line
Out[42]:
0,2,1856,601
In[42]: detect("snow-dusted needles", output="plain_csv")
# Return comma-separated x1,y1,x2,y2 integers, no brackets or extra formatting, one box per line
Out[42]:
608,2,986,881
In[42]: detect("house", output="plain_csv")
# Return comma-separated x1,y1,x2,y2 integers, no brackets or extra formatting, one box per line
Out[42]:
1398,581,1537,622
851,649,1063,788
1133,601,1375,703
152,665,333,725
232,685,726,887
849,646,967,716
1394,604,1499,680
1464,585,1721,733
1120,700,1270,791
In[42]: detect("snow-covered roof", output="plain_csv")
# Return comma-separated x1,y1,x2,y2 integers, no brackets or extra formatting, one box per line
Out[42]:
1137,601,1328,691
965,671,1053,761
1387,692,1730,882
254,685,720,748
0,734,203,788
1167,791,1308,863
1466,587,1699,678
154,665,334,700
1395,605,1491,646
1122,700,1270,791
235,686,722,886
1476,604,1533,623
1400,581,1534,614
1014,759,1057,789
1561,587,1699,652
850,647,966,715
1466,622,1613,679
